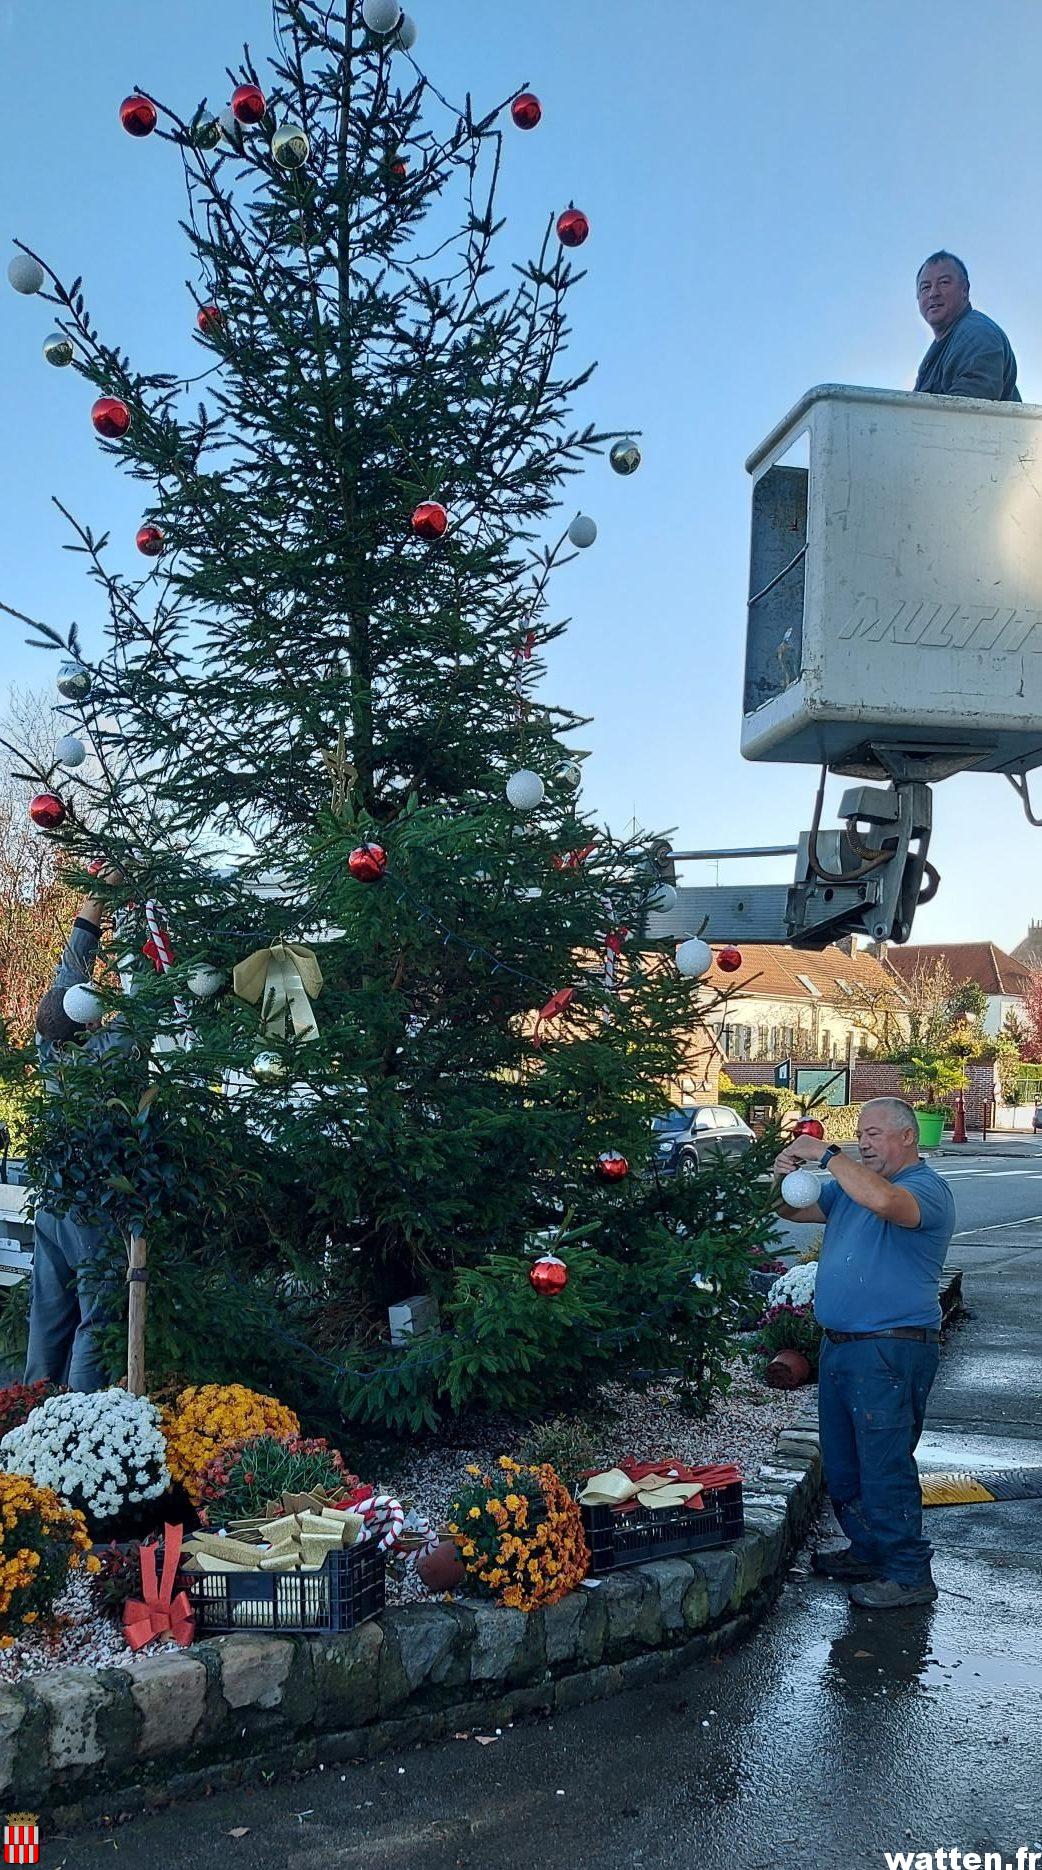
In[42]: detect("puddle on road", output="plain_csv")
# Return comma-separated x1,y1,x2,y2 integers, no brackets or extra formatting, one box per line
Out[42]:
808,1634,1042,1695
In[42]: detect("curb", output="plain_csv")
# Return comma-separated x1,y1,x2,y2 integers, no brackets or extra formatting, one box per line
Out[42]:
9,1416,823,1827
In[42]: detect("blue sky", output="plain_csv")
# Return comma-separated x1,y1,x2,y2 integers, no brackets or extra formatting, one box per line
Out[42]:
3,0,1042,951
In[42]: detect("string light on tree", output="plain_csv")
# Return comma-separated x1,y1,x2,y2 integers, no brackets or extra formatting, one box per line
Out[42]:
56,660,91,702
610,438,641,475
596,1151,629,1182
511,92,542,129
231,84,267,125
348,842,388,882
29,791,66,830
91,396,131,439
43,331,74,366
716,945,743,973
529,1254,568,1295
7,253,44,295
271,123,310,169
411,500,448,540
675,937,713,979
119,95,157,137
506,769,544,812
556,207,589,248
54,735,86,768
567,514,597,548
136,524,165,557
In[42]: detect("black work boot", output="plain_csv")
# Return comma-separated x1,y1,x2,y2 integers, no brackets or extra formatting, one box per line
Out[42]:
811,1544,878,1582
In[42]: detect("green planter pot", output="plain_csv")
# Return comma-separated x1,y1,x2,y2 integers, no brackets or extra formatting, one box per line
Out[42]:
915,1108,945,1147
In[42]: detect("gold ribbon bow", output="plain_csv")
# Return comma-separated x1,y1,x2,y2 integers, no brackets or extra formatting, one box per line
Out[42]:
233,940,324,1041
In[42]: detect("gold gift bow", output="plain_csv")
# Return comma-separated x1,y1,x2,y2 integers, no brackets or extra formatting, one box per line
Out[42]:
576,1467,704,1511
233,940,324,1041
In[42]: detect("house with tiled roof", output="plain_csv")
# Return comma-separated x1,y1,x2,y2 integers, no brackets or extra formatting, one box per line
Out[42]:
703,941,907,1065
882,942,1032,1036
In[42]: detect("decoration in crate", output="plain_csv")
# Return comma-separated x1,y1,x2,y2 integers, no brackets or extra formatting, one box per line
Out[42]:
195,1435,357,1528
123,1523,195,1651
180,1489,387,1633
0,1389,169,1528
0,1471,98,1643
160,1384,300,1505
183,1505,366,1573
445,1457,588,1611
577,1459,745,1573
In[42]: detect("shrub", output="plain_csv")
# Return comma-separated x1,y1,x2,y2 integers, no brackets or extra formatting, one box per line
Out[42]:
518,1416,602,1494
0,1389,170,1525
446,1457,589,1611
195,1434,357,1527
160,1384,301,1504
0,1470,98,1642
754,1302,823,1376
0,1382,63,1441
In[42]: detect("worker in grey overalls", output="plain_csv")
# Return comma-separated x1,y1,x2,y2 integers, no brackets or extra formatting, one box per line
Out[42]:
26,878,132,1391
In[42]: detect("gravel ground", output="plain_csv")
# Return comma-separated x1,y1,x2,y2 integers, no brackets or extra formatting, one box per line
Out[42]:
0,1360,806,1673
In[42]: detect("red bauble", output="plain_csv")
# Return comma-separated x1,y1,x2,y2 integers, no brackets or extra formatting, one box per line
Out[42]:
197,303,221,334
29,792,66,831
91,397,131,440
794,1118,826,1140
389,157,408,181
348,842,387,882
596,1151,629,1182
411,500,448,541
529,1254,568,1296
717,946,743,973
120,95,157,137
231,83,266,125
556,207,589,248
135,524,165,557
511,92,542,130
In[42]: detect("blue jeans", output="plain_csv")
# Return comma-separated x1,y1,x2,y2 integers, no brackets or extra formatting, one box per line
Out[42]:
24,1208,113,1393
817,1334,939,1585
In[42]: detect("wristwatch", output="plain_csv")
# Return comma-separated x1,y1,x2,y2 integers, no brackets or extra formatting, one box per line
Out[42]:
819,1145,840,1169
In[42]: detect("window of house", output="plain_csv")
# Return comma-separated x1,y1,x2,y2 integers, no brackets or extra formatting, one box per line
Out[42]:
795,973,822,997
834,978,854,996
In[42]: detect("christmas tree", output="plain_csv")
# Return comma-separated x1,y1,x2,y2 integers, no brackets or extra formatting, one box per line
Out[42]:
3,0,776,1434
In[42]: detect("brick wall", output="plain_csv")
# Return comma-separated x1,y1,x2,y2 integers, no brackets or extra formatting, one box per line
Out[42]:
851,1059,996,1129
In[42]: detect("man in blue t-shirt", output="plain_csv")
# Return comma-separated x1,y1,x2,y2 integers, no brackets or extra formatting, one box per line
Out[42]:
776,1098,956,1610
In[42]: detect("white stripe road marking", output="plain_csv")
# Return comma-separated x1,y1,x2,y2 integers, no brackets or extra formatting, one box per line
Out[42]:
952,1214,1042,1237
940,1169,1042,1178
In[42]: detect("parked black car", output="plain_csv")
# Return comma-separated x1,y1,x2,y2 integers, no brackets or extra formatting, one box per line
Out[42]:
650,1105,755,1176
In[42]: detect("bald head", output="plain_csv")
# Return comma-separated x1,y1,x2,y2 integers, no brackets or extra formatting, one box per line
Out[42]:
858,1097,921,1177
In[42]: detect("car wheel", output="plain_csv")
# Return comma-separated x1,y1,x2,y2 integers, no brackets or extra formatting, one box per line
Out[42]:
678,1151,700,1176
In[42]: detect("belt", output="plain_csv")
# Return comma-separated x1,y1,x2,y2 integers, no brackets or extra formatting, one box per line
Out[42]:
824,1327,940,1345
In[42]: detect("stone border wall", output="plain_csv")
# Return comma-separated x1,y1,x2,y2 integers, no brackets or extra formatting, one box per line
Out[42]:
3,1413,822,1826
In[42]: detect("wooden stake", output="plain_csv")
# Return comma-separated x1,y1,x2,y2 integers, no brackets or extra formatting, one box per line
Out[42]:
127,1233,147,1398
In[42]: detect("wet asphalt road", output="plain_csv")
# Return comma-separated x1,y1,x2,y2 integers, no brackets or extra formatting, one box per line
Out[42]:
58,1153,1042,1870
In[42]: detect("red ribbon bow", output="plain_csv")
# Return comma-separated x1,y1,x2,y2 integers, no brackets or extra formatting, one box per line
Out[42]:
123,1523,195,1651
532,986,576,1047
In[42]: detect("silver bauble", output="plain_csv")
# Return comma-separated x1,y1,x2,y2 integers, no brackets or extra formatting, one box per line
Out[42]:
192,112,222,150
272,122,310,169
610,437,641,476
43,330,74,367
56,660,92,702
253,1050,288,1083
8,253,44,295
552,759,582,791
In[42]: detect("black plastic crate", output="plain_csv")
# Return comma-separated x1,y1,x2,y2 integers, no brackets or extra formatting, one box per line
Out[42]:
187,1541,386,1634
581,1479,745,1574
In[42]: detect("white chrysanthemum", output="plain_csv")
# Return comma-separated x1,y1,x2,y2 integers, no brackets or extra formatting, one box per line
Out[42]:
0,1387,170,1520
767,1260,818,1309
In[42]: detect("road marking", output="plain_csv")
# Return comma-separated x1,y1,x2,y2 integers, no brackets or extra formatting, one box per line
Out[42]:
941,1168,1042,1178
952,1214,1042,1237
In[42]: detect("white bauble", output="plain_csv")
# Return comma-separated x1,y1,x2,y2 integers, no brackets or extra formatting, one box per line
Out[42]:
675,937,712,978
393,11,417,47
55,735,86,768
253,1050,287,1083
63,983,104,1025
187,966,225,999
649,882,677,915
780,1168,822,1210
506,768,545,812
218,108,243,146
362,0,403,31
567,513,597,548
8,253,44,295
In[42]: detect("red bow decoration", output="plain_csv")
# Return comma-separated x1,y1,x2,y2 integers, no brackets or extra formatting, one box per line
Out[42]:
532,985,576,1048
553,843,596,872
123,1523,195,1651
